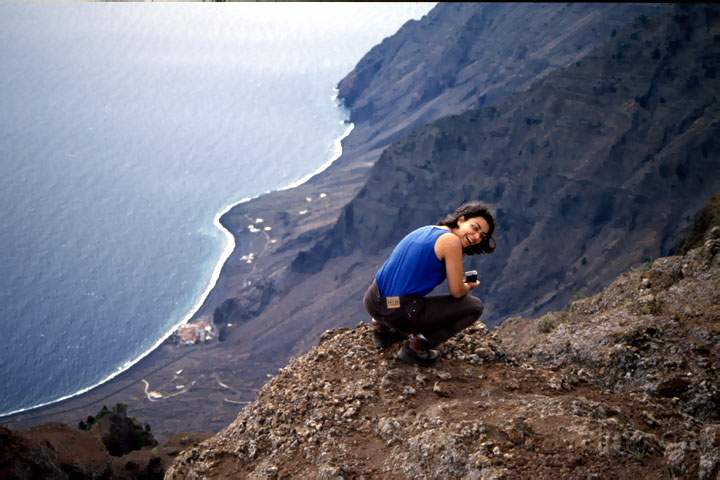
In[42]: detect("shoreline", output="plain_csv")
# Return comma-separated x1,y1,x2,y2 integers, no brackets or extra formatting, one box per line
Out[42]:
0,97,354,420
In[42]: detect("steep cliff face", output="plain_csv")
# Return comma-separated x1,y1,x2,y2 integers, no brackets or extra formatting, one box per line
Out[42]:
337,3,666,152
297,3,720,325
167,227,720,479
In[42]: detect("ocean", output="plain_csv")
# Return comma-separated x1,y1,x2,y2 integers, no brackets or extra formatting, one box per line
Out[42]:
0,2,434,417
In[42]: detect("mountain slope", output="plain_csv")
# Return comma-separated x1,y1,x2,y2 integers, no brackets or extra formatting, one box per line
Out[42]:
167,227,720,479
338,3,666,150
292,3,720,327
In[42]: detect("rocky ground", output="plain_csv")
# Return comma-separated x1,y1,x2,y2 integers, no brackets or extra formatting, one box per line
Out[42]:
166,229,720,479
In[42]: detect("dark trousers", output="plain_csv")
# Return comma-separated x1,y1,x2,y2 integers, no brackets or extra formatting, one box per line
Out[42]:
363,280,484,347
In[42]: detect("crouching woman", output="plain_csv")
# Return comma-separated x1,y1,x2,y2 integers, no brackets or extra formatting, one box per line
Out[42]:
363,202,496,366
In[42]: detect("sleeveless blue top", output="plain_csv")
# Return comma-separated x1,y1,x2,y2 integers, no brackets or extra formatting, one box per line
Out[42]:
375,225,448,297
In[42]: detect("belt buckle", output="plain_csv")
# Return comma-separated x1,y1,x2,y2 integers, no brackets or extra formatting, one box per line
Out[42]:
386,296,400,309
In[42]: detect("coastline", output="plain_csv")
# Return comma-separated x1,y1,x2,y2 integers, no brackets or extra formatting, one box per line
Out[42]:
0,98,354,420
280,122,354,192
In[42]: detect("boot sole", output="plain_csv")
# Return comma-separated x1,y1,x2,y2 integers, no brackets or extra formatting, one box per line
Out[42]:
396,344,439,367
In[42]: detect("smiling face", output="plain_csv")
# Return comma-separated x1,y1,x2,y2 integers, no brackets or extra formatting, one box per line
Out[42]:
452,215,491,249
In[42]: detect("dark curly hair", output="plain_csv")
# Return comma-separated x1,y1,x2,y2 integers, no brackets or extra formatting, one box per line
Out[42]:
437,202,496,255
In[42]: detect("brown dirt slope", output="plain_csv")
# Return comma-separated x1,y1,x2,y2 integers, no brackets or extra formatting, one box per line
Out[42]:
166,228,720,479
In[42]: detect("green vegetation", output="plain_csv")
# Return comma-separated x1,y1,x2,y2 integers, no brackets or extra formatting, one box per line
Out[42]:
636,296,665,316
537,314,556,333
79,403,128,430
571,291,587,302
77,402,157,456
631,261,652,273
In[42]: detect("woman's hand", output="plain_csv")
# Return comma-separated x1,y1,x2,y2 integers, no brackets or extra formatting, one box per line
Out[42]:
464,280,481,290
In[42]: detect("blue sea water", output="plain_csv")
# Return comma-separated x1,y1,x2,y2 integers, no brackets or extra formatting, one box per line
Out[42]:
0,2,434,417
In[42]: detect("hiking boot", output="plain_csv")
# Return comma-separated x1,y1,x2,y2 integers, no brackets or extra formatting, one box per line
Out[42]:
396,342,440,367
371,318,405,349
373,329,406,349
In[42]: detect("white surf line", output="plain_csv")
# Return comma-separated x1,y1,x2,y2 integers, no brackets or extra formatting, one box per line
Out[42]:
223,398,251,405
278,122,354,192
0,91,353,419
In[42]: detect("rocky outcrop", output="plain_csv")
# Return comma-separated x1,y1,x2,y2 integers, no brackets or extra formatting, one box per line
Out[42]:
167,227,720,479
678,193,720,254
496,226,720,479
1,411,209,480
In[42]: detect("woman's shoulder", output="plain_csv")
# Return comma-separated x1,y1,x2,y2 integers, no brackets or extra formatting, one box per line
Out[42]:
434,229,459,242
433,229,460,260
430,225,452,237
434,229,460,248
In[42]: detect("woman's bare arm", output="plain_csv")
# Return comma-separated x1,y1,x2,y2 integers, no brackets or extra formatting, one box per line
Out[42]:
435,233,479,298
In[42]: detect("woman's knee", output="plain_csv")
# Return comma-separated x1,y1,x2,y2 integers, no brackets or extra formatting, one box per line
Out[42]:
438,296,484,342
465,295,484,319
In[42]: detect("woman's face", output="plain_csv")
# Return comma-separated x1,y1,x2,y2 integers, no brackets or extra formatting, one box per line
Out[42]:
453,215,490,249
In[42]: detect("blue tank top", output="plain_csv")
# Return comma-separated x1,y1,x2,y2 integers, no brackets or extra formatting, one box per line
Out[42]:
375,225,448,297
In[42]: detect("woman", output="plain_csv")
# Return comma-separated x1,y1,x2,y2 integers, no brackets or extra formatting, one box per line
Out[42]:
363,202,496,366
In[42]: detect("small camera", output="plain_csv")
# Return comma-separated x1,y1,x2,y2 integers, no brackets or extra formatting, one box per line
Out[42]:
464,270,478,283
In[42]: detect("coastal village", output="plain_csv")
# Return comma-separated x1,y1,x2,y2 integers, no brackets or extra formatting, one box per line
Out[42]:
172,316,216,346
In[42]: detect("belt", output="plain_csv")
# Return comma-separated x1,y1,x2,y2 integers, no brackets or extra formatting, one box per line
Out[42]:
373,281,420,310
